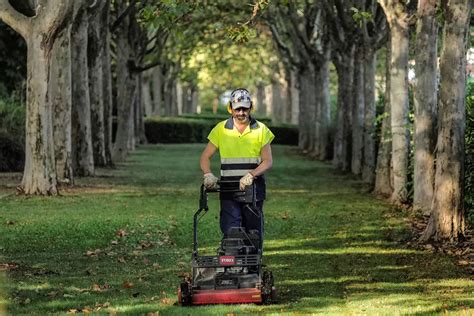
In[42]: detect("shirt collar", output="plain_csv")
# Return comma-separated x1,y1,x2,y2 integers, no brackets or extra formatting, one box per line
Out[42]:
224,117,259,130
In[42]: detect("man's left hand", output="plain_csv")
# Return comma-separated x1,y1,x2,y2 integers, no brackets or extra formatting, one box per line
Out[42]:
239,173,255,191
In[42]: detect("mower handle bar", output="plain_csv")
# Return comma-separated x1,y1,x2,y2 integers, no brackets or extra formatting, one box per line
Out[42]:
193,181,257,256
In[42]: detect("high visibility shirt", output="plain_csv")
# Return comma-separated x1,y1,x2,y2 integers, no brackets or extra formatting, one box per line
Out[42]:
207,117,275,200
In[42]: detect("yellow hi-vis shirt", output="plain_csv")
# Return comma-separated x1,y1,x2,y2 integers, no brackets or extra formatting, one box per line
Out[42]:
207,117,274,200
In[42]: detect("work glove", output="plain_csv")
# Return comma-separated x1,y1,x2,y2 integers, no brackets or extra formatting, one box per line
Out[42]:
239,172,255,191
203,173,218,189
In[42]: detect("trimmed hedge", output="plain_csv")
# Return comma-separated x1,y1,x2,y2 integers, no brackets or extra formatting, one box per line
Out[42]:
144,117,298,146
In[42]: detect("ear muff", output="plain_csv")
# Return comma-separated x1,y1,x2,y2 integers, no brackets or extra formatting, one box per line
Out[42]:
227,101,233,114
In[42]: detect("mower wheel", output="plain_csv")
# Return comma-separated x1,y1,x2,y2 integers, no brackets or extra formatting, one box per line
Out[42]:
262,271,276,304
178,281,192,306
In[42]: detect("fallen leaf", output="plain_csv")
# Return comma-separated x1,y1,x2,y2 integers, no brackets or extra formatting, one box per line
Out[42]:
122,280,134,289
153,263,161,269
91,283,102,292
116,229,127,237
67,309,78,314
5,220,16,225
143,258,150,265
118,257,126,263
111,240,118,245
160,297,173,305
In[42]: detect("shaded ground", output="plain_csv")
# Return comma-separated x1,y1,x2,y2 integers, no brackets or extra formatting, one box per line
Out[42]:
0,144,473,315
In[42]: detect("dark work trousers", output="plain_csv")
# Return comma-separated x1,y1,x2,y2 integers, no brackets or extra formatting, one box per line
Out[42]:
220,199,264,252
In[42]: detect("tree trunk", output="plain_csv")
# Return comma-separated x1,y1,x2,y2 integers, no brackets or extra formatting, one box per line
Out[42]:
375,41,393,196
298,65,316,151
289,69,299,125
142,72,153,117
112,2,136,161
318,55,331,160
176,81,183,115
352,48,365,175
362,50,377,184
333,48,355,171
136,75,146,144
0,1,75,195
88,4,106,167
264,84,273,118
22,35,59,194
421,0,471,242
413,0,438,213
272,81,284,123
191,87,199,113
389,18,410,204
51,24,73,185
100,0,113,166
256,82,266,115
152,65,162,116
71,4,94,176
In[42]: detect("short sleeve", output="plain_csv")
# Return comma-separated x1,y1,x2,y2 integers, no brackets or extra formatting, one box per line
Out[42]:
262,124,275,147
207,125,220,148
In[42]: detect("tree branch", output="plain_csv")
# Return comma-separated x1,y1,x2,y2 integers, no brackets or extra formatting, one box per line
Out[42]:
111,0,136,32
0,0,31,38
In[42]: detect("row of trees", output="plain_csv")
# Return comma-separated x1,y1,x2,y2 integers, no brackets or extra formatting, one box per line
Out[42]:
255,0,471,242
0,0,472,242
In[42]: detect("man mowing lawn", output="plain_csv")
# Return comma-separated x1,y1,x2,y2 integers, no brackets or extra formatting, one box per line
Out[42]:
200,88,274,252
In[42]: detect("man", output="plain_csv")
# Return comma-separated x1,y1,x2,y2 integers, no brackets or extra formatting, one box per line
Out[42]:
200,88,274,252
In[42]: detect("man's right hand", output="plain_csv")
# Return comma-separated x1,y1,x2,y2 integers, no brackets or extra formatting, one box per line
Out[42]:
203,173,218,189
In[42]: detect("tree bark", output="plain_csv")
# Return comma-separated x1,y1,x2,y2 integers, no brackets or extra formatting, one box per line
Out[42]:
23,34,59,194
362,50,377,184
375,41,393,196
289,69,299,125
88,3,106,167
385,9,410,205
421,0,471,242
318,55,331,160
112,0,136,161
413,0,438,213
71,3,94,176
51,23,73,185
191,87,199,113
136,75,146,144
272,80,284,123
352,48,365,175
100,0,113,166
256,82,266,115
298,65,316,151
152,65,162,116
0,1,75,195
142,73,153,117
333,48,355,171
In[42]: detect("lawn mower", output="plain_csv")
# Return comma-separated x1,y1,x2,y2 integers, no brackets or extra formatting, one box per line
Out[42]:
178,181,276,305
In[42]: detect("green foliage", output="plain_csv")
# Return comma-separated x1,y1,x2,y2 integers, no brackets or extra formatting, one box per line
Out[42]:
0,22,27,96
350,7,373,28
0,97,25,171
1,144,473,314
0,97,25,139
144,117,298,145
465,80,474,223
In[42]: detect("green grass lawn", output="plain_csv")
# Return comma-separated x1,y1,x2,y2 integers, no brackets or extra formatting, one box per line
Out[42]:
0,144,473,315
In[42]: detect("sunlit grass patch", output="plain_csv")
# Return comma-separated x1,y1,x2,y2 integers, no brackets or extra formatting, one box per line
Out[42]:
0,144,473,315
